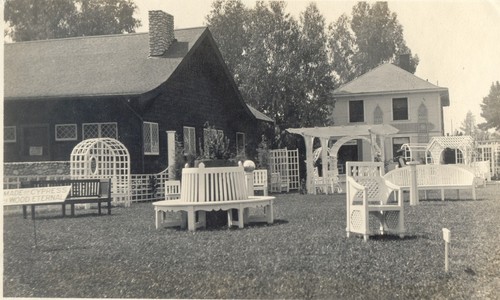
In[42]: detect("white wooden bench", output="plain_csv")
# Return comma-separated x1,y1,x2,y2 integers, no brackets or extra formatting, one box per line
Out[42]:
383,164,476,201
153,165,275,231
346,162,405,241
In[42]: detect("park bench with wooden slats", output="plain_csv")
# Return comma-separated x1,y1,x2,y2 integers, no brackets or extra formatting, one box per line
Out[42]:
22,179,112,219
383,164,476,200
153,165,275,231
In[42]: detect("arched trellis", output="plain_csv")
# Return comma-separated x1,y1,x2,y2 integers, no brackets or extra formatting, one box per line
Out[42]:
426,136,474,165
287,124,398,194
70,138,131,206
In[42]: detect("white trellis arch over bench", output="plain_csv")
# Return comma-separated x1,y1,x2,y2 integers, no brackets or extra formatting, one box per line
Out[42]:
287,124,398,194
70,138,131,206
426,136,474,165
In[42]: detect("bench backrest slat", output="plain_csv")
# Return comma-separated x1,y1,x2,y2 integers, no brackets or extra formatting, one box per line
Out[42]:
181,166,247,202
384,164,475,187
26,179,110,199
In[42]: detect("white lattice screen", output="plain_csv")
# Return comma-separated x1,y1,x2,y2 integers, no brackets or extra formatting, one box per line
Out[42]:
269,148,300,191
70,138,131,206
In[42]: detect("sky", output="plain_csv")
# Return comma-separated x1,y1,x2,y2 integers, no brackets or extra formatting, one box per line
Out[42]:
133,0,500,134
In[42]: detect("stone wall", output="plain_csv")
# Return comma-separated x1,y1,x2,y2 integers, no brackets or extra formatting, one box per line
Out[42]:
4,161,71,176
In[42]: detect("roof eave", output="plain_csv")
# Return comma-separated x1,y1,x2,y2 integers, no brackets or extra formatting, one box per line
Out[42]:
333,87,450,100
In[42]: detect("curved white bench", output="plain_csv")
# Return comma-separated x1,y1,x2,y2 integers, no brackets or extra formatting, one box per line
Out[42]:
383,164,476,201
153,165,275,231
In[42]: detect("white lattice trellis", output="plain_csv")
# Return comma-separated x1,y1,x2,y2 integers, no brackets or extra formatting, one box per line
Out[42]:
70,138,131,206
269,148,300,191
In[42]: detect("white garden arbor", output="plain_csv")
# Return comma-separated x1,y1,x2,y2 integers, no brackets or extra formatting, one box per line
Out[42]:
426,136,474,165
287,124,398,194
71,138,131,206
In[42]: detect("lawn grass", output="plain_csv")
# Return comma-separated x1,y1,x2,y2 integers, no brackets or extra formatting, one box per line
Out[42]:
3,184,500,299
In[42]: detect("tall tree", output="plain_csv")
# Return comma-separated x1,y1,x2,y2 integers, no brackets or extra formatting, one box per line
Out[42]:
480,81,500,130
460,110,478,139
4,0,141,42
329,2,418,84
296,3,336,127
206,1,335,147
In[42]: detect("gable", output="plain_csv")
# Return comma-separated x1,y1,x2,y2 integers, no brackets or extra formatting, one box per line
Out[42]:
333,63,450,106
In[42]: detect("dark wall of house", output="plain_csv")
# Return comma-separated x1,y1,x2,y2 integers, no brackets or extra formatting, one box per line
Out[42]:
4,98,144,173
141,37,261,172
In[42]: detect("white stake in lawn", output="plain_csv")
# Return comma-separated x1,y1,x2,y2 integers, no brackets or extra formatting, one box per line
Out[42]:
442,228,451,273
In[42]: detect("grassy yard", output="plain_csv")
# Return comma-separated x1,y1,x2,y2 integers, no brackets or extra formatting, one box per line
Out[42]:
3,184,500,299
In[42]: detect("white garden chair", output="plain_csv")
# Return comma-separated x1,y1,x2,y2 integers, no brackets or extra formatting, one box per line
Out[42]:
346,162,405,241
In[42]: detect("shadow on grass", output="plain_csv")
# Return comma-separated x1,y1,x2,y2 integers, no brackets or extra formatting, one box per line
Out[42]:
369,234,420,241
159,219,290,232
417,198,484,202
29,212,115,220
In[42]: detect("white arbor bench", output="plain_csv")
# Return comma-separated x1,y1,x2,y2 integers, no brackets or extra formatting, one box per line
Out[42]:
153,165,275,231
383,164,476,201
346,162,405,241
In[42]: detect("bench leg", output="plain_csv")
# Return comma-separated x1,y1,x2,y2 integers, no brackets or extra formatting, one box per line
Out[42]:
187,209,196,231
266,202,274,224
441,189,445,201
62,204,66,217
23,205,27,219
71,204,75,216
238,208,244,229
227,209,234,227
31,205,35,220
155,209,162,229
107,201,111,215
98,202,102,215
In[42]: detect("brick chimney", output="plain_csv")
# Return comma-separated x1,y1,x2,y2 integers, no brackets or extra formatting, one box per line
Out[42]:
149,10,175,57
398,54,411,72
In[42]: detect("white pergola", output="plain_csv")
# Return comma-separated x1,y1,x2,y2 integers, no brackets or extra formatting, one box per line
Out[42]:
287,124,399,194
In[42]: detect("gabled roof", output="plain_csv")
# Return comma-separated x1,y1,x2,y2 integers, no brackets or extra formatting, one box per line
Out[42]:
247,104,274,123
4,27,207,100
333,63,450,106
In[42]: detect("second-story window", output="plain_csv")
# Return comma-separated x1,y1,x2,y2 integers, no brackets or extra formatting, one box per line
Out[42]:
393,97,409,120
349,100,364,123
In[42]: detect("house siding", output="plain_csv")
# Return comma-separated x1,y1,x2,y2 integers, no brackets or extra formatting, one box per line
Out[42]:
332,91,445,160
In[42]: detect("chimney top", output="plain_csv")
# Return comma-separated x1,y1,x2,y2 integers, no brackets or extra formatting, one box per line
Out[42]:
398,54,411,72
149,10,175,57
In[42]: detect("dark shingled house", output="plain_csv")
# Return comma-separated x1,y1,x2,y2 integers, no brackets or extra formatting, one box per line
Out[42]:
3,11,273,174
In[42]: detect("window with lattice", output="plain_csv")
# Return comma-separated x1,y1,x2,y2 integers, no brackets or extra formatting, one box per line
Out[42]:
4,126,16,143
183,126,196,155
143,122,159,155
55,124,77,141
82,123,117,139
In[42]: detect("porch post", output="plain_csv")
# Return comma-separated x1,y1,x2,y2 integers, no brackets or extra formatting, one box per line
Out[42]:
304,135,315,194
167,131,176,180
320,137,329,193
